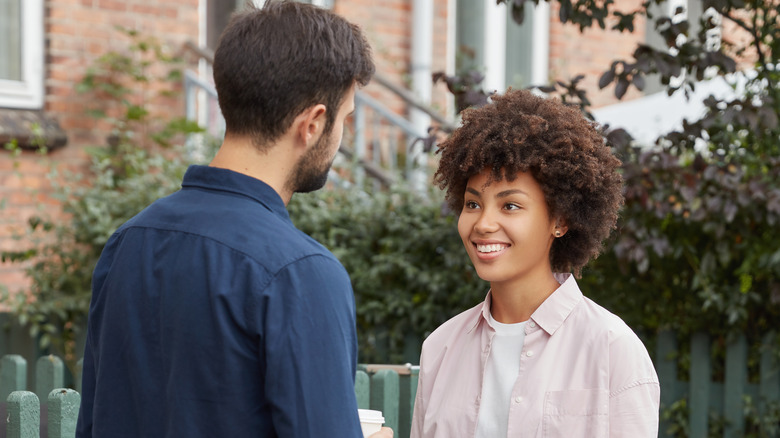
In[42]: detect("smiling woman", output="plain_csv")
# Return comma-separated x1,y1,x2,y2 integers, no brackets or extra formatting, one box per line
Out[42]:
410,89,660,438
458,170,561,320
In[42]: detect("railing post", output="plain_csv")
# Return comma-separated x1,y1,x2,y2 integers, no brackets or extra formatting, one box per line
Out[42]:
353,100,367,186
6,390,40,438
47,388,81,438
36,355,64,403
689,332,711,437
1,354,27,400
355,369,370,409
370,369,400,433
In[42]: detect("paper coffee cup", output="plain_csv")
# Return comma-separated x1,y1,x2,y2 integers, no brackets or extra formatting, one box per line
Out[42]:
358,409,384,437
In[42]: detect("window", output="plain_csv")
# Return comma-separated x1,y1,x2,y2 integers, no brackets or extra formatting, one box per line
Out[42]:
644,0,722,94
206,0,247,50
456,0,549,94
0,0,43,109
205,0,333,50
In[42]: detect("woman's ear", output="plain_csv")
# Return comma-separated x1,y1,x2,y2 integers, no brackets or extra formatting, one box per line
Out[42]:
553,219,568,238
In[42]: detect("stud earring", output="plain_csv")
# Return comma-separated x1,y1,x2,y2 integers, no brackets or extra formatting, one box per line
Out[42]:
554,230,562,237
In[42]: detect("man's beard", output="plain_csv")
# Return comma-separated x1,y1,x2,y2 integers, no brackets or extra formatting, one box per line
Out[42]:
289,130,334,194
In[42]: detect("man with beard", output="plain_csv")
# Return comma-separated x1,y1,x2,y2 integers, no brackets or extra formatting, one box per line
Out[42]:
76,2,392,437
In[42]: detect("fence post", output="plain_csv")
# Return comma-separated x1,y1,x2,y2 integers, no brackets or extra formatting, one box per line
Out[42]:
656,330,678,437
370,369,400,433
355,369,370,409
75,358,84,394
689,332,711,437
724,333,747,438
398,364,419,438
1,354,27,400
47,388,81,438
759,331,779,418
36,355,64,403
6,390,40,438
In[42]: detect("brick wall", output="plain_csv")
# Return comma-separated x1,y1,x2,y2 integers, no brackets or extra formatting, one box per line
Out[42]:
1,0,452,298
336,0,452,115
0,0,200,298
1,0,757,299
548,0,647,109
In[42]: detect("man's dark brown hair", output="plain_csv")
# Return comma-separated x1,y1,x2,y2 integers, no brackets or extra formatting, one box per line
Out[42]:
434,89,624,276
213,1,375,149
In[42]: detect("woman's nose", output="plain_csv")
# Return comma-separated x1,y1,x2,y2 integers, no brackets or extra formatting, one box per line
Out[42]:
474,209,499,234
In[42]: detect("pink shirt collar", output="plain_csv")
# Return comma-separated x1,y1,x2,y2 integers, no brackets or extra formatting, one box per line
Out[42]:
466,273,583,336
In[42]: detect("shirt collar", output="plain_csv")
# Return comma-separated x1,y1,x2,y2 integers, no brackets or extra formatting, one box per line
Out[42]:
181,165,290,221
466,273,583,336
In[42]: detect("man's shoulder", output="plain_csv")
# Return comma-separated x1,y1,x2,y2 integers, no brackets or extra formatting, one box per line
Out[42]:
115,190,339,274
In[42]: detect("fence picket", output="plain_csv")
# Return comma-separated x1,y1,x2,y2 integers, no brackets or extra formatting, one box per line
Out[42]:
724,333,748,438
355,369,370,409
75,359,84,394
656,330,677,437
36,355,64,403
689,332,711,437
370,369,400,433
760,331,780,417
1,354,27,400
6,391,40,438
47,388,81,438
397,365,419,438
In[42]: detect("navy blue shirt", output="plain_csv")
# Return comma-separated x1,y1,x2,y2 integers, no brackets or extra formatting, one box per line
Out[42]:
76,165,363,437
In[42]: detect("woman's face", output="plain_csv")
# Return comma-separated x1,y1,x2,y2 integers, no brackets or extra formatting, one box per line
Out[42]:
457,168,559,288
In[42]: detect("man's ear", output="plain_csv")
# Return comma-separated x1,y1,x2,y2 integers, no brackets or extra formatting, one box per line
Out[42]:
294,104,327,148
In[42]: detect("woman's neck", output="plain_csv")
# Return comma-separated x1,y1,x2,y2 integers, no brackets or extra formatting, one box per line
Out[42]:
489,270,561,324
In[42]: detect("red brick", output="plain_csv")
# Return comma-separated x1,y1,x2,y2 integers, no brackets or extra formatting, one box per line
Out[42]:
97,0,128,11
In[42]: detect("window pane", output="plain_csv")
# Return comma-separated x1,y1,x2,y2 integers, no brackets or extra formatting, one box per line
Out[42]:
0,0,22,81
505,9,534,89
207,0,250,50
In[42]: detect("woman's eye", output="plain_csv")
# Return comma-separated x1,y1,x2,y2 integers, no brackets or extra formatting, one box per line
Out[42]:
504,203,521,210
464,200,479,209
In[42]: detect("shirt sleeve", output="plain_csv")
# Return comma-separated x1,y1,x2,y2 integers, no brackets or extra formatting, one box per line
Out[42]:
76,231,124,438
608,330,661,438
261,254,363,438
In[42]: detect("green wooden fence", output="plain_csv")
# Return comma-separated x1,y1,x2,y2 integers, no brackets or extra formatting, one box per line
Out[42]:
0,355,417,438
656,330,780,437
2,330,779,438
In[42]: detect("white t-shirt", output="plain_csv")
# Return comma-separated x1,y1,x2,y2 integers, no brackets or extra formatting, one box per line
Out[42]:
475,313,527,438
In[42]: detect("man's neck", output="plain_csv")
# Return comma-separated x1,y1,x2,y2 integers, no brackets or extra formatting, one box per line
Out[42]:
209,134,299,205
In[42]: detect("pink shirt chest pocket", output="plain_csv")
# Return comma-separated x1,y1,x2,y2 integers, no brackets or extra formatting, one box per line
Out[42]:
542,389,609,438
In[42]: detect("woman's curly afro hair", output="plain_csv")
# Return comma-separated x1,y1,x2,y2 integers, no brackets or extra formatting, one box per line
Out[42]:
434,89,624,276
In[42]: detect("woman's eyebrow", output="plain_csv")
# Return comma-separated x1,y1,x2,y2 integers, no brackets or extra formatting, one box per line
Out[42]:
465,187,481,197
496,189,529,198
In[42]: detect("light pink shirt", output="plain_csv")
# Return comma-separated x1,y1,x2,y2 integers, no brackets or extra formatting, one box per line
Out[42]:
411,274,660,438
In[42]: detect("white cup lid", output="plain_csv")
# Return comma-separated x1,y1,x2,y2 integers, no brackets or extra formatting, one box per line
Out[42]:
358,409,385,423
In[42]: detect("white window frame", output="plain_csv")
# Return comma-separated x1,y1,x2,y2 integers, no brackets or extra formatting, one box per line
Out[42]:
0,0,44,109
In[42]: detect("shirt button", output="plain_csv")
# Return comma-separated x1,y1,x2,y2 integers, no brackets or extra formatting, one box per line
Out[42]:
526,350,534,357
514,396,523,403
529,321,536,328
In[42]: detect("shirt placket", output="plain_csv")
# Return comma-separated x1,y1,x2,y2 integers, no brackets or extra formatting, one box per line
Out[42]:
473,326,496,437
506,319,541,436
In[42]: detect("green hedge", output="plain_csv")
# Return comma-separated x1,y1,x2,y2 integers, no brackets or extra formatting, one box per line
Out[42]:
288,185,484,363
